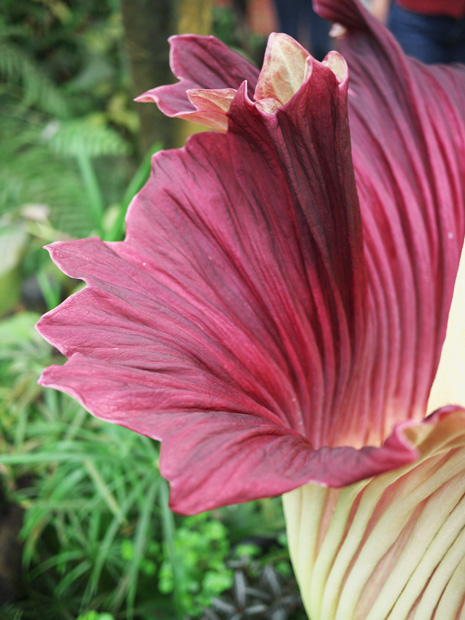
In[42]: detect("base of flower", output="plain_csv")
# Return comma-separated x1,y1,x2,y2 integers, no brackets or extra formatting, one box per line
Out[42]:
283,410,465,620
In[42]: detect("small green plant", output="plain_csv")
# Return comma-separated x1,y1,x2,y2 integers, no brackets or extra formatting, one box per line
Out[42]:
158,513,234,618
0,318,294,618
202,537,306,620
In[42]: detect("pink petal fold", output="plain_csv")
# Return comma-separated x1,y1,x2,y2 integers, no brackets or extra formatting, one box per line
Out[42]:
316,0,465,445
135,34,259,130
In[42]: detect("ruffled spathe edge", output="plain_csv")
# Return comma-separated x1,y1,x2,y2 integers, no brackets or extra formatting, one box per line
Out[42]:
134,34,259,131
136,32,348,132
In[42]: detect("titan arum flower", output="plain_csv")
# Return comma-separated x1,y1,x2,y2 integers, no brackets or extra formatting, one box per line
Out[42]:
37,0,465,617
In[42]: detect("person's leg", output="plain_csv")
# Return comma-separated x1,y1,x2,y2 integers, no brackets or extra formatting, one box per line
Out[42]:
273,0,300,40
273,0,331,59
308,3,331,60
388,2,449,63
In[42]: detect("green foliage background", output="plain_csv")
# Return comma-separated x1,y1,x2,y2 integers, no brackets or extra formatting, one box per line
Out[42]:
0,1,306,618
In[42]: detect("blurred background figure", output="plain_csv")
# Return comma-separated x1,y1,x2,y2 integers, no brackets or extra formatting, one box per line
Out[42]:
233,0,332,61
370,0,465,63
271,0,332,59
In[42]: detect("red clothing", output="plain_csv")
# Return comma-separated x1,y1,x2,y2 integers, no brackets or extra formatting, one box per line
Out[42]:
397,0,465,18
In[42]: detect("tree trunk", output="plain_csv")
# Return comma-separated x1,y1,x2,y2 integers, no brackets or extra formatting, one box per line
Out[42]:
121,0,214,155
178,0,213,35
121,0,178,154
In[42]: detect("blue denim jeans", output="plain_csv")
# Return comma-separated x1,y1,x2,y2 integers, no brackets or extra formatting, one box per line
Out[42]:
388,2,465,63
272,0,331,60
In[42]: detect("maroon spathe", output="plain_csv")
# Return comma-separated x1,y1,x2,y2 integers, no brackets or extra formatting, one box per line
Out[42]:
37,0,465,514
396,0,465,19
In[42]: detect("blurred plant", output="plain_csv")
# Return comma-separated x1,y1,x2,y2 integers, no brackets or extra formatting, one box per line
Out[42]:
0,0,139,246
0,0,134,125
0,36,68,118
0,130,157,329
211,2,267,65
0,312,162,619
0,111,131,239
158,512,234,618
202,540,306,620
1,386,163,617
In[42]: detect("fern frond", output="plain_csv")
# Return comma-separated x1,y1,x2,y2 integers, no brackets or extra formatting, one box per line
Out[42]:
43,118,131,158
0,112,94,236
0,41,68,118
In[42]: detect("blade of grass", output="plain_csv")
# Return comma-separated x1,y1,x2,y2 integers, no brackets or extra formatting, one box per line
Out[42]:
81,469,155,609
62,405,88,441
83,458,126,523
22,510,54,568
125,476,159,619
76,150,105,237
105,142,162,242
0,452,124,464
54,559,92,597
36,269,61,311
159,478,185,620
28,550,86,581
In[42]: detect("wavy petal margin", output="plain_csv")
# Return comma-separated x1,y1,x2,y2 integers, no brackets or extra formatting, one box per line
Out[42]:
134,34,259,131
283,407,465,620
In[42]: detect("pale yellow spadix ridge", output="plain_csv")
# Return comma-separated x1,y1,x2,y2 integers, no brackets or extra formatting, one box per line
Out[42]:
282,410,465,620
254,33,310,107
322,51,348,84
428,241,465,412
413,520,465,619
434,547,465,620
368,475,465,620
254,35,347,115
187,88,236,114
311,482,369,618
336,451,465,619
283,485,328,596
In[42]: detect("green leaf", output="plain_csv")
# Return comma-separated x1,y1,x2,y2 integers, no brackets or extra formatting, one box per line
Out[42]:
43,119,130,159
0,41,68,117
